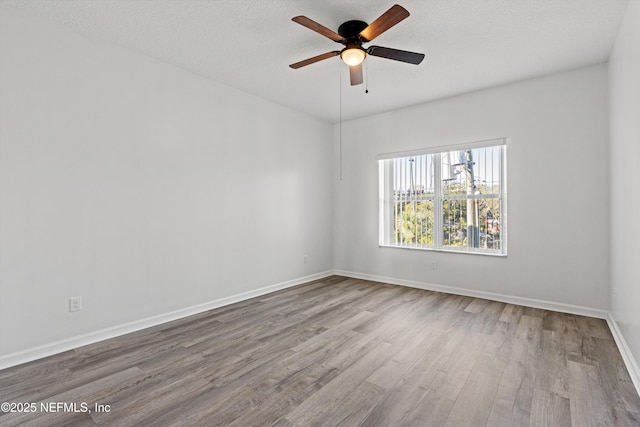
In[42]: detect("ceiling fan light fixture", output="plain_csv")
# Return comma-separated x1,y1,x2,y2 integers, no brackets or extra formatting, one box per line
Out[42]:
340,47,366,66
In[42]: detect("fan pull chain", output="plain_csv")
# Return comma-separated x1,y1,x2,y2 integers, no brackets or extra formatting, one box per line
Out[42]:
365,62,369,94
339,70,343,181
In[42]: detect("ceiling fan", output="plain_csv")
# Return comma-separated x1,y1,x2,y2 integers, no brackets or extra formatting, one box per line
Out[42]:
289,4,425,86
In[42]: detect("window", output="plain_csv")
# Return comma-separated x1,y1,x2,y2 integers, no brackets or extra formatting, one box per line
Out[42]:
379,139,506,255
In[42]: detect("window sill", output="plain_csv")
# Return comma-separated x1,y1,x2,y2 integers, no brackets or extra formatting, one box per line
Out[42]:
378,244,507,257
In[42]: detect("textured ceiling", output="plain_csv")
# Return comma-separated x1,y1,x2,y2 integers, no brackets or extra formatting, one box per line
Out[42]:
1,0,629,123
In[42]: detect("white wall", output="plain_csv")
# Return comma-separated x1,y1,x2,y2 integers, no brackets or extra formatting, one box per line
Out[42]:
334,64,610,310
0,7,334,357
609,1,640,375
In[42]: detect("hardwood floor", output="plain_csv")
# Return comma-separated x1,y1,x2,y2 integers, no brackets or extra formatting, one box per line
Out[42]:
1,276,639,426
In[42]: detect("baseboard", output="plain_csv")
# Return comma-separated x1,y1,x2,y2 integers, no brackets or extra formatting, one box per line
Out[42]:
334,269,608,319
606,313,640,396
0,270,334,370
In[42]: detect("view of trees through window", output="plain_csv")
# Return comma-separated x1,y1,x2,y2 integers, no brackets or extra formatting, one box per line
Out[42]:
382,142,505,254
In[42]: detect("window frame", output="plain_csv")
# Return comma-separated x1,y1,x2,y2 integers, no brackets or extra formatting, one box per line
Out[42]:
378,139,507,256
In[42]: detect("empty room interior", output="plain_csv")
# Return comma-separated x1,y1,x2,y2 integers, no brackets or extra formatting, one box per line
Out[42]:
1,0,639,426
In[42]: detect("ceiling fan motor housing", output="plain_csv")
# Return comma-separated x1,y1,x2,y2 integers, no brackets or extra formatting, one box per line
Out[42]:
337,20,368,43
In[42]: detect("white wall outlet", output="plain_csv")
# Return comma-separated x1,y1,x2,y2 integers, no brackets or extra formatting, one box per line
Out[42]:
431,260,438,269
304,255,309,264
69,296,82,312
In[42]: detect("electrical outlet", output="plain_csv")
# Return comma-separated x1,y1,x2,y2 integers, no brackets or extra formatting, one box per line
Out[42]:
304,255,309,264
431,260,438,269
69,296,82,312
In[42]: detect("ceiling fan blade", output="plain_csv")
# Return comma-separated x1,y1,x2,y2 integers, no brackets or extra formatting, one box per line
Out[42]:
367,46,425,65
359,4,410,42
292,16,345,43
349,63,363,86
289,51,340,69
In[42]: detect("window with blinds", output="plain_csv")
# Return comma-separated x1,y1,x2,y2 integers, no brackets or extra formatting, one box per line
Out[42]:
378,139,507,255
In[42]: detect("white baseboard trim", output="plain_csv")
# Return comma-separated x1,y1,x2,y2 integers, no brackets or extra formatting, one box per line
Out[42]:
606,313,640,396
334,269,608,319
0,270,334,371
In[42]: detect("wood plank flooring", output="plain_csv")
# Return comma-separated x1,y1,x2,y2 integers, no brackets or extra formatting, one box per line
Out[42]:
1,276,639,426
